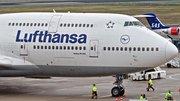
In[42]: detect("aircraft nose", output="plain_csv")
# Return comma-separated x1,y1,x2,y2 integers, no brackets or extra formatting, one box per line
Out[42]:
165,42,178,61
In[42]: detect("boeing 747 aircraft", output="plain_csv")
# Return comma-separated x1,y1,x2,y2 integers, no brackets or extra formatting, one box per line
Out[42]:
0,12,178,97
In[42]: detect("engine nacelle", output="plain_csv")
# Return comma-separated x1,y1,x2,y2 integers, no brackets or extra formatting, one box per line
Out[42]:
165,28,180,35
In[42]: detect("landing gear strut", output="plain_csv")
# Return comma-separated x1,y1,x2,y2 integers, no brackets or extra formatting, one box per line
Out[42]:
111,75,125,97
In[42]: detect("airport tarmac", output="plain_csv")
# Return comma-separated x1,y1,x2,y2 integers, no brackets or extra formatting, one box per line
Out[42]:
0,67,180,101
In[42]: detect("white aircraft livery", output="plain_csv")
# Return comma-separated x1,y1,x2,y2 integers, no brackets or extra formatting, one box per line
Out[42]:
0,12,178,96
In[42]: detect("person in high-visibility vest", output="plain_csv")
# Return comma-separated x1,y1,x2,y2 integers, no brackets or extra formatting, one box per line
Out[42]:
140,94,147,100
140,94,144,100
91,84,97,99
165,90,173,101
147,77,155,91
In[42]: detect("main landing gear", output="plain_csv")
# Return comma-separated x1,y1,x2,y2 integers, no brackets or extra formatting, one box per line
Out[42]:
111,75,125,97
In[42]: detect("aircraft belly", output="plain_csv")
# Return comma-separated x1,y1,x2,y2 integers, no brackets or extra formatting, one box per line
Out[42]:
38,65,151,77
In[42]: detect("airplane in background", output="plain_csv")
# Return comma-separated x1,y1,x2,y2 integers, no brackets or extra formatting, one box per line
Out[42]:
134,13,180,39
0,12,178,97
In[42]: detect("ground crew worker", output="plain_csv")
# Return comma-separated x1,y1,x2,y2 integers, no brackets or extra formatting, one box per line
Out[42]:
140,94,147,100
147,77,155,91
165,90,173,101
140,94,144,100
91,84,97,99
143,94,147,100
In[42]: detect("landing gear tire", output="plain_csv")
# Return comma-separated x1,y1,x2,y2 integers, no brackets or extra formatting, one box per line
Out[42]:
111,87,125,97
167,63,171,68
111,75,125,97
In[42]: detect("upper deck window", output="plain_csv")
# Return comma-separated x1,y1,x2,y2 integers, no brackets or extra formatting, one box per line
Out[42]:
124,21,144,27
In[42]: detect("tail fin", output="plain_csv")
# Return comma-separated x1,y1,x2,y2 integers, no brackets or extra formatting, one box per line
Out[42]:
143,13,170,30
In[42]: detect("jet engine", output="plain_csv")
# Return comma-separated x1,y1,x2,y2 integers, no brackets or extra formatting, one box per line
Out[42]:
164,28,180,35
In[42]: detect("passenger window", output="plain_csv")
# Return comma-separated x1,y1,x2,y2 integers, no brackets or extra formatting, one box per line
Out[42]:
151,47,154,51
124,21,129,26
45,23,48,27
83,24,85,27
45,46,47,49
12,23,15,26
56,46,58,50
79,46,82,50
41,46,43,49
138,47,140,51
156,47,159,51
37,46,39,49
33,45,36,49
60,23,63,27
129,22,133,26
52,46,54,50
133,47,136,51
75,24,78,27
147,47,149,51
142,47,145,51
79,24,81,27
71,46,74,50
120,47,123,51
64,46,66,50
8,23,11,26
21,45,23,49
30,23,33,26
87,24,89,27
68,24,70,27
116,47,119,51
64,24,66,27
91,47,93,50
129,47,132,51
125,47,127,51
75,46,78,50
49,46,51,49
38,23,40,26
71,24,74,27
103,47,106,51
27,23,29,26
60,46,62,50
68,46,70,50
112,47,114,51
83,46,86,50
16,23,18,26
19,23,22,26
41,23,44,27
108,47,110,51
91,24,93,28
23,23,25,26
34,23,36,26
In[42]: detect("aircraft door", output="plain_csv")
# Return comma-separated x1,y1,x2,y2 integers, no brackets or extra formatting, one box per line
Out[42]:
89,40,99,57
19,42,28,56
48,15,62,33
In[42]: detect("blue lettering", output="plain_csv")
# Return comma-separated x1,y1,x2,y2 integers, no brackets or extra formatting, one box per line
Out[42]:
39,31,44,42
78,34,87,43
15,30,87,44
43,31,51,42
52,34,60,43
24,33,32,42
33,31,39,42
69,34,77,43
16,30,23,42
61,34,69,43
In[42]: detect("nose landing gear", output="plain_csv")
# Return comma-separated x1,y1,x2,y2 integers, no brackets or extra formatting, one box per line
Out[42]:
111,75,125,97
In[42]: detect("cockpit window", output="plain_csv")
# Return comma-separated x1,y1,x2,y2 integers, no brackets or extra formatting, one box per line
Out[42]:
129,22,133,26
124,21,144,27
124,22,129,26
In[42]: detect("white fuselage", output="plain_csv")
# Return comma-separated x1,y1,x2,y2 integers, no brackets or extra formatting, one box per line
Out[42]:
0,13,177,77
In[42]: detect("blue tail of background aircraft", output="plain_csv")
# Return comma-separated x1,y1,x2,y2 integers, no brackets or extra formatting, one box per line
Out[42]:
143,13,170,30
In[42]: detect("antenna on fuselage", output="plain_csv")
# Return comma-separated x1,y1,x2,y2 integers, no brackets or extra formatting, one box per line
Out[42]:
53,9,56,13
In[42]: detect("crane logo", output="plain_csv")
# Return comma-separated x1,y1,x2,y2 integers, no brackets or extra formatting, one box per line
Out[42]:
120,35,130,44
